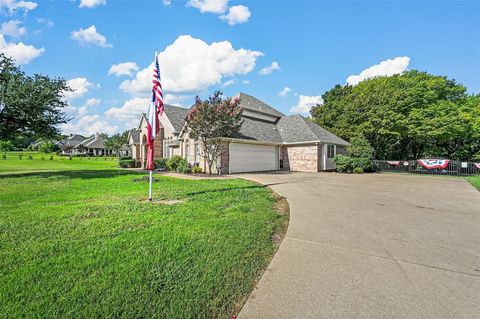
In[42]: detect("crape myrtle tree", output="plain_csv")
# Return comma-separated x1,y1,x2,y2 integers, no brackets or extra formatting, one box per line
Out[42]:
310,70,480,160
0,54,71,147
186,91,243,174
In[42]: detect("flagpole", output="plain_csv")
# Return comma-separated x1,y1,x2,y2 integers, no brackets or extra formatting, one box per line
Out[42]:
148,170,153,201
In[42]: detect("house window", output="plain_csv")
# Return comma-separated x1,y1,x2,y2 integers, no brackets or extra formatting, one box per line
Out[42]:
327,144,335,158
195,143,200,163
185,142,190,160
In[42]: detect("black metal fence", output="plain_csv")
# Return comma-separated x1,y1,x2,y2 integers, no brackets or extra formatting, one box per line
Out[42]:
373,160,480,176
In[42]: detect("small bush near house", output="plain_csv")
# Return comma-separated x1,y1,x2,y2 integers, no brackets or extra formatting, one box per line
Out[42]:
166,155,185,171
192,166,203,174
333,136,374,173
118,159,136,168
49,155,54,161
176,158,191,174
18,154,23,160
154,158,167,170
353,167,364,174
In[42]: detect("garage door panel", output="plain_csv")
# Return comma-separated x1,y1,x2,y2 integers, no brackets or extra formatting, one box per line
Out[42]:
229,143,277,173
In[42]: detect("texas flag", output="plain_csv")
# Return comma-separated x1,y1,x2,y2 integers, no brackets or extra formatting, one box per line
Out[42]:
145,52,165,171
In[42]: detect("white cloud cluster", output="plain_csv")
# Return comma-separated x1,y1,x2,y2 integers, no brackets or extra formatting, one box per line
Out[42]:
79,0,105,8
188,0,250,25
108,62,139,77
36,18,54,28
258,61,279,75
0,0,37,14
77,97,101,116
278,87,292,97
120,35,262,95
0,34,44,64
0,20,26,37
104,97,150,121
289,95,323,114
64,77,94,100
162,0,171,5
220,5,250,25
346,56,410,86
61,114,117,136
187,0,228,13
71,25,112,48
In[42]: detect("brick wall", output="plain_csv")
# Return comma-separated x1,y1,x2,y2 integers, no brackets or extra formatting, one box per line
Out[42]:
282,144,319,172
219,142,230,174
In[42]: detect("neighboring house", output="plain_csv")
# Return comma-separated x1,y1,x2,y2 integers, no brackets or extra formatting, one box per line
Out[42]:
130,93,348,173
58,133,112,156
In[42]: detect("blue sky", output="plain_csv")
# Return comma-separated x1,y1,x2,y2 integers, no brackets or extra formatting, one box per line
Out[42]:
1,0,479,135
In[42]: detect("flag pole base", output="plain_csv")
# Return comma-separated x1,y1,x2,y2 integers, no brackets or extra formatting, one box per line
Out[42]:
148,170,153,201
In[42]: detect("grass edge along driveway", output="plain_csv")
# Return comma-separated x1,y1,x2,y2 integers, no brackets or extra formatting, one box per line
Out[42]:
0,157,288,318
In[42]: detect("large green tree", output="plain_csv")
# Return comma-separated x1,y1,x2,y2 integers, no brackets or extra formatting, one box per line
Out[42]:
311,70,478,160
0,54,71,147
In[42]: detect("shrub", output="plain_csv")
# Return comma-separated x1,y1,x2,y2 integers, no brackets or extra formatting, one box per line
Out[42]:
118,159,136,168
350,157,372,171
2,154,6,159
49,155,54,160
353,167,364,174
166,155,185,171
333,154,351,173
18,154,23,160
41,155,45,160
154,158,167,170
28,155,33,160
176,158,190,173
68,156,72,160
192,166,202,174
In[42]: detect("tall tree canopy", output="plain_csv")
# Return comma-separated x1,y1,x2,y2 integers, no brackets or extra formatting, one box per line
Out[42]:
311,70,479,160
0,54,71,147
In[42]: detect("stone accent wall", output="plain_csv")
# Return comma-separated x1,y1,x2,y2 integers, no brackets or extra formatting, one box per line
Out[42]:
280,146,290,170
218,142,230,174
283,144,319,172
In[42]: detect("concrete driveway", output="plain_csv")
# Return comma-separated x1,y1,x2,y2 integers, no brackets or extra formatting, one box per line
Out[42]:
236,172,480,319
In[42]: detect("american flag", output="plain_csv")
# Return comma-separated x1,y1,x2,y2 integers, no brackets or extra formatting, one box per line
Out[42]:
145,52,164,171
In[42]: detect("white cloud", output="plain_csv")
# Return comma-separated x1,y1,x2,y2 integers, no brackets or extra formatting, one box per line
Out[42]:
61,114,117,136
278,87,292,97
187,0,228,13
71,25,112,48
0,34,44,64
79,0,105,8
258,61,279,75
120,35,262,95
242,80,250,84
36,17,54,27
289,94,323,114
220,5,250,25
104,97,150,121
108,62,139,77
0,20,26,37
64,77,94,100
0,0,37,14
223,79,236,87
77,98,100,116
346,56,410,86
162,0,171,5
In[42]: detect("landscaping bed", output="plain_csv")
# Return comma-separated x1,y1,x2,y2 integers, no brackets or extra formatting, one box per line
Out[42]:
0,154,288,318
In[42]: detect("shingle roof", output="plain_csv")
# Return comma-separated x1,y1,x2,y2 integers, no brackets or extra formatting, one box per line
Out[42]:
82,136,106,149
238,93,284,118
276,115,348,145
163,105,189,132
232,117,283,143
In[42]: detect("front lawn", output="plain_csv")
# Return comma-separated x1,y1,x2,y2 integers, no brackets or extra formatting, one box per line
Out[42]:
466,175,480,191
0,154,287,318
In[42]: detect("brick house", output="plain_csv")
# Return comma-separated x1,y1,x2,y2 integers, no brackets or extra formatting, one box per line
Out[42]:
128,93,348,173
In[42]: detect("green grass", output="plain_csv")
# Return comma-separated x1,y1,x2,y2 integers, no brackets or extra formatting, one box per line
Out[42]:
466,175,480,191
0,153,287,318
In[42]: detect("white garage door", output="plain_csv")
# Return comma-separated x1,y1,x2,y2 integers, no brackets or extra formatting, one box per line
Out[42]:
229,143,278,173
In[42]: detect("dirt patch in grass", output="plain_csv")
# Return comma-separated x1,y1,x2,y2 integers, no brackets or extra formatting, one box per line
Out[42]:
144,198,184,205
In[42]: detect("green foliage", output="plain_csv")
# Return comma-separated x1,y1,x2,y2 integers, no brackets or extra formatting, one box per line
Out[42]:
118,159,135,168
176,159,191,173
154,158,166,170
18,154,23,160
311,70,479,160
49,155,53,160
333,137,373,172
28,155,33,160
0,54,70,144
192,166,203,174
0,140,14,155
353,167,364,174
2,154,6,159
105,130,132,155
38,139,57,153
186,91,243,174
166,155,185,171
